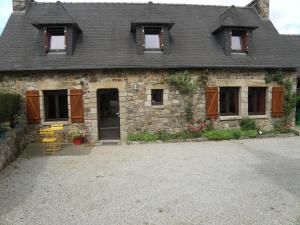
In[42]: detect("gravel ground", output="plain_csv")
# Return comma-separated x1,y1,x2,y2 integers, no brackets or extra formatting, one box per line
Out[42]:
0,137,300,225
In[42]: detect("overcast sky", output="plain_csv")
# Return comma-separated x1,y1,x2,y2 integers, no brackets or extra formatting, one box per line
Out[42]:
0,0,300,35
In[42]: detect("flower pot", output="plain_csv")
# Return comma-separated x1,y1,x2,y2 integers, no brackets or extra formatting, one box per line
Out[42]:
73,137,83,145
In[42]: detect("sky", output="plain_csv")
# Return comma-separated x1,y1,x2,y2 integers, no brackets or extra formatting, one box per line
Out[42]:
0,0,300,35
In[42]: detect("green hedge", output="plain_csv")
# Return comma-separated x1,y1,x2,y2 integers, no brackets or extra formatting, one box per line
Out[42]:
204,129,257,141
128,131,203,142
0,92,20,123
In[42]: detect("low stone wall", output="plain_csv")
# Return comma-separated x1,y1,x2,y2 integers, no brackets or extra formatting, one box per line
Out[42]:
0,127,31,171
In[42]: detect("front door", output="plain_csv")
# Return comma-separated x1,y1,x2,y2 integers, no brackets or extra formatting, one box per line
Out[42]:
97,89,120,140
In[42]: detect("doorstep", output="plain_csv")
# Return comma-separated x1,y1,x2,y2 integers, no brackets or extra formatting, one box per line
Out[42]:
96,140,122,146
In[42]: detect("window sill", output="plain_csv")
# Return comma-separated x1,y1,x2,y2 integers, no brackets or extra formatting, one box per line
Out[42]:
151,105,164,109
144,50,163,54
47,51,67,55
42,121,70,126
231,51,248,55
219,116,242,121
248,115,268,119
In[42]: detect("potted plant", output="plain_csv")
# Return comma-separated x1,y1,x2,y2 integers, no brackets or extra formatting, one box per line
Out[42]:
70,127,88,145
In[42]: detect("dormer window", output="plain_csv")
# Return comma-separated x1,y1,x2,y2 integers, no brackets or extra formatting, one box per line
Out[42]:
45,27,66,53
231,30,248,54
143,26,163,51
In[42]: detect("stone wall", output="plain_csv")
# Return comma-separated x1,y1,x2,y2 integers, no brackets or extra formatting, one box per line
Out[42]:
0,127,31,171
0,69,297,143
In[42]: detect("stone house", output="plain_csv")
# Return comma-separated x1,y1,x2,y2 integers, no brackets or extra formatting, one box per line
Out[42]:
0,0,299,143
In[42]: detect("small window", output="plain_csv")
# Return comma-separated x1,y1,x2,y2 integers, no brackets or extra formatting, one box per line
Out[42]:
144,27,163,51
220,87,239,116
45,27,66,53
44,90,68,121
248,87,266,115
231,30,248,53
151,89,163,105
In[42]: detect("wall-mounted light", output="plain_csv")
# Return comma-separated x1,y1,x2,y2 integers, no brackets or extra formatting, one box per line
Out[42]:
133,83,138,92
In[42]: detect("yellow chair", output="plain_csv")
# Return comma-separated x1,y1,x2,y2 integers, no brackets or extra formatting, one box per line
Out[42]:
50,124,64,147
40,129,60,153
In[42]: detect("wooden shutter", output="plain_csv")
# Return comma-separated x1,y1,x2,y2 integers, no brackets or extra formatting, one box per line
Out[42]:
160,28,164,50
142,27,145,49
272,87,284,117
44,29,50,53
242,32,248,52
26,91,41,124
205,87,219,119
70,89,84,123
64,27,67,51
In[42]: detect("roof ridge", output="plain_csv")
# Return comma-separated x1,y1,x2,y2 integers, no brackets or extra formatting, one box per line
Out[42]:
33,1,252,8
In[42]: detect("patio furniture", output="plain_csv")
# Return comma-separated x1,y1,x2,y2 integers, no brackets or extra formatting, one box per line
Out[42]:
39,129,61,153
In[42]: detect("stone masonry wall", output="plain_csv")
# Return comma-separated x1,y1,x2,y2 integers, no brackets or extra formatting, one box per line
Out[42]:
0,127,31,171
0,69,297,143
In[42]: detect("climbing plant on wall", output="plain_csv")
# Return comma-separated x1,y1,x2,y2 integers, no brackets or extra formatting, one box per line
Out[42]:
265,70,300,131
166,70,208,124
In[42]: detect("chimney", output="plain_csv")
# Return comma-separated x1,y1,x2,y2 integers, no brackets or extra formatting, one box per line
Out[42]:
247,0,270,19
12,0,33,11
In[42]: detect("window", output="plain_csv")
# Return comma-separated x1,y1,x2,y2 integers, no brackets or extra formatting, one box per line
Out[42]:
143,27,163,51
45,27,66,53
151,89,163,105
220,87,239,116
248,87,266,115
44,90,68,121
231,30,248,53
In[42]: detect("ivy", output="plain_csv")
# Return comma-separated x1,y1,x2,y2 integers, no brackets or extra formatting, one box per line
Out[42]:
265,70,300,131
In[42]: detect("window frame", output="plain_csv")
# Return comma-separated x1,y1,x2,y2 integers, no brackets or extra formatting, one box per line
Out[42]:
43,90,69,122
45,26,67,54
230,30,248,54
219,87,240,116
248,87,266,115
151,89,164,106
143,26,164,52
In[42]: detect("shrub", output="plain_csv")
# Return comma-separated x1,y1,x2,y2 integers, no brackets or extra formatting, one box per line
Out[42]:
204,129,241,140
204,129,257,140
241,130,257,138
240,118,257,130
0,92,20,127
128,132,159,142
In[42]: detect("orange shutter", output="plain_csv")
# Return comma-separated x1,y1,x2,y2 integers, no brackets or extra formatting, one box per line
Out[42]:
26,91,41,124
160,29,164,50
205,86,219,119
272,87,284,117
142,27,145,49
242,32,248,52
44,30,50,53
70,89,84,123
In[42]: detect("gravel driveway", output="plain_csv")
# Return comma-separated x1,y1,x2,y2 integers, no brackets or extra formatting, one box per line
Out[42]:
0,137,300,225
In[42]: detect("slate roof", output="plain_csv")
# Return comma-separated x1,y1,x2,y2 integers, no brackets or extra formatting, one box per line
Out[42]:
0,2,299,72
219,6,259,29
282,35,300,77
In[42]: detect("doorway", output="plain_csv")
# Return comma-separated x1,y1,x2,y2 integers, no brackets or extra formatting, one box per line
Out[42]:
97,89,120,140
